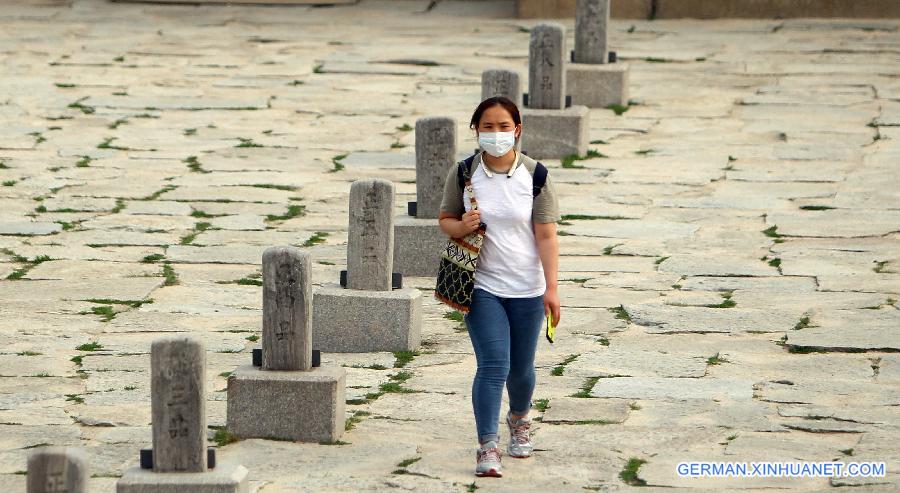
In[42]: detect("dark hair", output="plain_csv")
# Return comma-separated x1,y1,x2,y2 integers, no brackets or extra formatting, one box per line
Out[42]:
469,96,521,129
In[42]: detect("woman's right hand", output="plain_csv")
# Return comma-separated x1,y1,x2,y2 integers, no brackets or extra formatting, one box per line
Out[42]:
460,209,482,234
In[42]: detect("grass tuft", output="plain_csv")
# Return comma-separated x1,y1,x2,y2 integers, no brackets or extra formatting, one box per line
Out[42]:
211,426,238,447
619,457,648,486
707,352,729,365
393,350,420,368
551,354,579,376
76,341,102,352
571,376,600,398
302,231,329,247
608,305,631,322
266,205,306,222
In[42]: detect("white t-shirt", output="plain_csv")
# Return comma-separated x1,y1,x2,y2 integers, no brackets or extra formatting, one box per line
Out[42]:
462,153,546,298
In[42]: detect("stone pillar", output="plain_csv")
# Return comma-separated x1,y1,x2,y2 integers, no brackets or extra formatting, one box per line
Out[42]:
118,339,248,493
527,23,566,110
414,117,456,219
27,447,88,493
574,0,610,64
228,247,346,443
346,179,394,291
262,246,312,371
150,336,206,473
481,69,522,107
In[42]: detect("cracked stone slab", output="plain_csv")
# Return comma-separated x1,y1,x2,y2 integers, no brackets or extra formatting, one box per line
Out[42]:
625,302,801,334
754,379,900,407
590,377,755,400
165,244,271,264
565,346,709,379
658,254,778,277
784,309,900,351
678,275,818,293
767,210,900,238
541,397,632,424
625,399,782,432
0,221,62,235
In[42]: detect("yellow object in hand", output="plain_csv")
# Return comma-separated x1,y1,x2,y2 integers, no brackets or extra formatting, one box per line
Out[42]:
545,315,555,344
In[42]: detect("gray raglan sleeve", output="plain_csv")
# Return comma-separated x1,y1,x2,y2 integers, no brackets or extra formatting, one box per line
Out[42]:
439,163,465,218
532,172,561,223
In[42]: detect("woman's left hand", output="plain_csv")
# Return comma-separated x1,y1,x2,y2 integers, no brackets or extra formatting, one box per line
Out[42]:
544,288,561,327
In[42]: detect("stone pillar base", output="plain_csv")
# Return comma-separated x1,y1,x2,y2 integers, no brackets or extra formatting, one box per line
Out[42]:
567,63,630,108
393,216,445,278
226,365,345,443
312,285,422,352
116,462,249,493
521,105,590,160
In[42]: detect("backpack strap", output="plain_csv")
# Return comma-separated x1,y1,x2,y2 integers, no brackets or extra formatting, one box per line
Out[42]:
532,161,548,197
457,153,478,190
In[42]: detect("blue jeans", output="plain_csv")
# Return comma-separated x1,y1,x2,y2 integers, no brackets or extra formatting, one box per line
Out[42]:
464,288,546,444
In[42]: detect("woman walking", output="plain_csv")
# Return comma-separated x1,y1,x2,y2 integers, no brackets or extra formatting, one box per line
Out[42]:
438,96,561,478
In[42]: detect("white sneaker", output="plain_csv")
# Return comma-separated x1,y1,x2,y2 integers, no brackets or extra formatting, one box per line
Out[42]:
475,440,502,477
506,410,534,458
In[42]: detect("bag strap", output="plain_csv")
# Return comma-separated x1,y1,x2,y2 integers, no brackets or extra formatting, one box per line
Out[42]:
457,154,477,190
458,154,548,199
532,161,548,197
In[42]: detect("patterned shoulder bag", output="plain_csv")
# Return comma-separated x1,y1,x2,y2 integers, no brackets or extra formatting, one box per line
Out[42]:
434,155,485,313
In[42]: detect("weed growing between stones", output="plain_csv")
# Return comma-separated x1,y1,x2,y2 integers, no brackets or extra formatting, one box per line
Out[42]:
266,205,306,222
302,231,329,247
184,155,209,174
707,352,730,365
609,305,631,322
330,153,347,172
444,310,466,331
5,254,52,280
76,341,103,352
392,350,420,368
619,457,648,486
561,213,625,221
571,376,600,398
211,426,238,447
235,138,263,148
179,222,211,245
762,225,781,238
551,354,579,376
606,103,629,115
705,291,736,309
393,456,422,474
217,277,263,287
561,149,606,168
162,263,178,286
65,394,85,404
67,97,95,114
345,410,371,431
603,243,622,255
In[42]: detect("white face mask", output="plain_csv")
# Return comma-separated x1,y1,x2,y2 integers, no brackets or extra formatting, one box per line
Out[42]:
478,131,516,158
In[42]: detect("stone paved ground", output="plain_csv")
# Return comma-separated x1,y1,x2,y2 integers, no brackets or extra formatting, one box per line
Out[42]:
1,0,898,491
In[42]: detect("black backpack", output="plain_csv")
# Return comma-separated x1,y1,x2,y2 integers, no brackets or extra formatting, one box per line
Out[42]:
456,153,548,197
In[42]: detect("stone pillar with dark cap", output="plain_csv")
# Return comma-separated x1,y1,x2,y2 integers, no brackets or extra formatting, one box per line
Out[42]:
521,23,591,159
228,247,346,443
313,179,422,352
